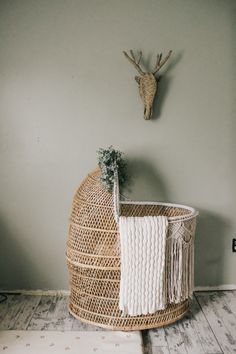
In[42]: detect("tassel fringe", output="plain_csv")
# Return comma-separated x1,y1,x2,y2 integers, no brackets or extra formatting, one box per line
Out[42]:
165,219,196,303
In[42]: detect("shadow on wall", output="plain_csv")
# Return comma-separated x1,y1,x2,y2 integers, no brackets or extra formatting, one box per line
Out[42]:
0,218,43,290
125,158,170,202
195,209,231,287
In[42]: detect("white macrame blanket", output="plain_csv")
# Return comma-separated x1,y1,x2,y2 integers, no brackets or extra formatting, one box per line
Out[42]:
118,215,168,316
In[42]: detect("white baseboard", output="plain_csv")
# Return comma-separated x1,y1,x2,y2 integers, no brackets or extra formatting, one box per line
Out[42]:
1,285,236,296
0,290,70,296
194,284,236,291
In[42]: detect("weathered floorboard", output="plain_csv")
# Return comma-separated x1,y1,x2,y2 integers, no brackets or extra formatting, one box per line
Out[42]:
45,296,70,330
32,295,68,331
1,291,236,354
164,323,187,354
188,295,222,353
14,295,41,330
152,346,170,354
46,296,74,331
178,311,205,354
149,327,168,347
154,294,223,354
196,291,236,354
71,316,104,331
0,295,14,323
222,290,236,317
0,294,26,330
27,295,55,330
71,309,103,331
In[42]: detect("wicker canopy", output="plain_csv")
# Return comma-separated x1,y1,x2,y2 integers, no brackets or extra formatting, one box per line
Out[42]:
66,168,197,330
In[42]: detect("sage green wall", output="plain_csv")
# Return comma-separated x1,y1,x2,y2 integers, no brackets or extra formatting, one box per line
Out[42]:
0,0,235,289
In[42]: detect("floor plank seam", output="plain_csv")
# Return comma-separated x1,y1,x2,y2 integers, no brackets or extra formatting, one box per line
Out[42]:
194,293,224,354
25,295,42,330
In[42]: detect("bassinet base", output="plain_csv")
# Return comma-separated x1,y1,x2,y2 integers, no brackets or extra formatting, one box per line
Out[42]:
68,300,189,331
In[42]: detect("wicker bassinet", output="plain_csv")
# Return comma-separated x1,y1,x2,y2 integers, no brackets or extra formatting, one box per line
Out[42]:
66,168,198,330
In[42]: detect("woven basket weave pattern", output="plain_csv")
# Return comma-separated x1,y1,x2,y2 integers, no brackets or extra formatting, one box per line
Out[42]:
66,169,196,330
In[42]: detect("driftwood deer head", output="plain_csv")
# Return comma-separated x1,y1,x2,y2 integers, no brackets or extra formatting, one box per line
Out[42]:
123,50,172,120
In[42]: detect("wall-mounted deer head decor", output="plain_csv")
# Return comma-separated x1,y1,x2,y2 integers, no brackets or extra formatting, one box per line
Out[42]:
123,50,172,120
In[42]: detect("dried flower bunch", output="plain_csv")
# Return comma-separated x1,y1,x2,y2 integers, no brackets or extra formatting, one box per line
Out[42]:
97,146,128,193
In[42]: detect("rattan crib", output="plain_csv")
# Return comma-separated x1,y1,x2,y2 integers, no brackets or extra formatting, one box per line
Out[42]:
66,168,198,330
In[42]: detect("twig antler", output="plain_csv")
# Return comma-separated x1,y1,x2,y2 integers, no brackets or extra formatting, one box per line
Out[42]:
152,50,172,74
123,49,173,119
123,50,144,75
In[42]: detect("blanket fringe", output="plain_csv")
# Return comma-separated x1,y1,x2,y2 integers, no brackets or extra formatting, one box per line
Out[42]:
166,220,196,303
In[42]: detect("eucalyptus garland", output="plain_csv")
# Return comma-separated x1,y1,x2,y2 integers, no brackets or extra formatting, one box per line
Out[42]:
97,146,128,193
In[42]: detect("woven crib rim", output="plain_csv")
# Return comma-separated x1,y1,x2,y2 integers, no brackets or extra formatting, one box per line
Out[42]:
120,200,199,222
113,169,198,223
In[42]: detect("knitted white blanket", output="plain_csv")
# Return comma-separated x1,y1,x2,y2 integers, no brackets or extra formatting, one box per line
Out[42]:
118,216,168,316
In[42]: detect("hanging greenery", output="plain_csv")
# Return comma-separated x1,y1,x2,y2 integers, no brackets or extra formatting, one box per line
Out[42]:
97,146,128,193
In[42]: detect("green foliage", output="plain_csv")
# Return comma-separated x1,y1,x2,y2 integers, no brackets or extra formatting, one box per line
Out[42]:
97,146,128,193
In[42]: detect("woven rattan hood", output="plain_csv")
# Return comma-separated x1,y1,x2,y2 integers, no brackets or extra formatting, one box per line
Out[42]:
76,168,114,207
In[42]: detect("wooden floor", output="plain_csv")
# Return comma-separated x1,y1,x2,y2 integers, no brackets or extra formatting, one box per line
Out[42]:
0,291,236,354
